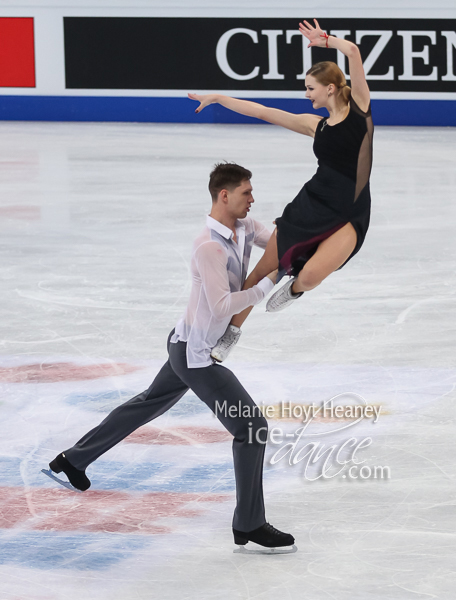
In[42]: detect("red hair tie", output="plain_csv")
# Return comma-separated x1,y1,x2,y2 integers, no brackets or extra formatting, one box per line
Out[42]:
321,32,329,48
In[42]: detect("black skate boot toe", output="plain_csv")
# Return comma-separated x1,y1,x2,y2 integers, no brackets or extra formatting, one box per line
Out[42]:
49,452,91,491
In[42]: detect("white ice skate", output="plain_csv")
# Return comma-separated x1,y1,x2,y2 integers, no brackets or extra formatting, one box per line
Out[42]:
211,325,242,363
234,543,297,555
265,277,303,313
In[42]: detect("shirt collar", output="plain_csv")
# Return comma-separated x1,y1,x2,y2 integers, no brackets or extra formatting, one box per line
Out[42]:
206,215,245,240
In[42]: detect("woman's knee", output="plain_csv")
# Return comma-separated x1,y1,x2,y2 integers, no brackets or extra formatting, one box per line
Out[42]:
297,266,322,290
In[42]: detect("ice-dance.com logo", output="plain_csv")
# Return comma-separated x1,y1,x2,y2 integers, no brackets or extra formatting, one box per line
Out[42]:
215,393,391,482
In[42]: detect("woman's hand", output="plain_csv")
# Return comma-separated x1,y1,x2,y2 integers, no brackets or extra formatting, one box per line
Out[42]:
299,21,371,111
298,19,328,48
188,93,218,114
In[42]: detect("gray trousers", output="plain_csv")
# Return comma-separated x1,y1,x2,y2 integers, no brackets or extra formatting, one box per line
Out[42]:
65,332,268,532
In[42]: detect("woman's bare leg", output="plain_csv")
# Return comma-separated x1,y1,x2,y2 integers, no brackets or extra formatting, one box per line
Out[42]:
231,222,356,327
231,229,279,328
292,223,357,293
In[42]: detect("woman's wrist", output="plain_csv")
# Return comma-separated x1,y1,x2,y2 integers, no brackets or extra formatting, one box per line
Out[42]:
327,35,358,57
212,94,224,105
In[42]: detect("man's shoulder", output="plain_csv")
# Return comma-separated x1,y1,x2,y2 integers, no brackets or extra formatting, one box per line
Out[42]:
239,215,267,234
192,226,226,255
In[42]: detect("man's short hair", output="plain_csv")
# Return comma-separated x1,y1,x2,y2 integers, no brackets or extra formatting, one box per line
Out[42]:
208,162,252,202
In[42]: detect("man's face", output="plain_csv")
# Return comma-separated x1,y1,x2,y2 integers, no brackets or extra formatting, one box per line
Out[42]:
226,179,254,219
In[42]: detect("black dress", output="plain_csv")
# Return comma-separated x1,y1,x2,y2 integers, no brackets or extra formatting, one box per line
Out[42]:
275,96,374,279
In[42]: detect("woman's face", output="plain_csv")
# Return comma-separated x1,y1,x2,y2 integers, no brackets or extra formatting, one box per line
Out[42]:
305,75,329,110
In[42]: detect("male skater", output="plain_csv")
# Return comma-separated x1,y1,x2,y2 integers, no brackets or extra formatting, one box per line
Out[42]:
43,163,296,554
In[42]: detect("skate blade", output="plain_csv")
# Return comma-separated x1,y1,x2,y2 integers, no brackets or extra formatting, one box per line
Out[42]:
41,469,82,493
234,544,297,555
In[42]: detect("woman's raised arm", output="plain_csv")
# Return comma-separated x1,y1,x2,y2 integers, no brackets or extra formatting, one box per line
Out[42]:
188,93,322,137
299,19,371,112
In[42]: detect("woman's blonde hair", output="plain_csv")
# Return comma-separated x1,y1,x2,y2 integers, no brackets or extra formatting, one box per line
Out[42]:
306,61,351,104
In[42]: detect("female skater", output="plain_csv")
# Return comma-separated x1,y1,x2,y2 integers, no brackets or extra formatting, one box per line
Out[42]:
189,19,373,361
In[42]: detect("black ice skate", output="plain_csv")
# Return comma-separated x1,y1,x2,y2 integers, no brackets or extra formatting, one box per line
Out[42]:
41,452,91,492
233,522,297,554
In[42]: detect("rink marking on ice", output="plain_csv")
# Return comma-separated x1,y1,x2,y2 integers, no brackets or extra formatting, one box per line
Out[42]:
124,425,231,446
0,487,228,534
228,551,253,598
0,333,99,346
147,242,192,321
3,568,71,600
395,295,455,324
390,579,438,600
0,361,142,383
384,444,451,479
20,448,41,520
130,425,204,448
15,288,176,311
0,453,235,494
348,488,418,572
3,354,455,581
85,319,131,354
0,205,41,220
0,531,147,573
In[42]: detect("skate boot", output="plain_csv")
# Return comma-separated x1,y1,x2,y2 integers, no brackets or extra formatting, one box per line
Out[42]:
211,325,242,363
233,522,297,554
41,452,91,492
266,278,303,313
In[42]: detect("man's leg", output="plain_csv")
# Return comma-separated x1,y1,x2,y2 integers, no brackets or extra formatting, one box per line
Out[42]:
169,340,268,532
64,359,189,471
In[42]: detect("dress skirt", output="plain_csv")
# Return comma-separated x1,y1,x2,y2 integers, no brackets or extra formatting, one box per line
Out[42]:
275,163,371,279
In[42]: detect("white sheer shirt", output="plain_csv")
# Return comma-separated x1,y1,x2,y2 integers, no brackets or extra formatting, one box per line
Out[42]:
171,215,274,368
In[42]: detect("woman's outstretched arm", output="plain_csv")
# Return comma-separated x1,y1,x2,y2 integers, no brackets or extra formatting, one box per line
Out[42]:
188,93,321,137
299,19,371,112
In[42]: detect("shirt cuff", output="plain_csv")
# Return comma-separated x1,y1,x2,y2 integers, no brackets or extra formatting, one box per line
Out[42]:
256,276,275,297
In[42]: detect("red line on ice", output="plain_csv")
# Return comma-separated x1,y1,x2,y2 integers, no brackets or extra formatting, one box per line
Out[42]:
0,487,228,534
0,362,142,383
125,425,232,445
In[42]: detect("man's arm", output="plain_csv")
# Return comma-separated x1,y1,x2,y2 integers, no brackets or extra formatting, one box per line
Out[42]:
195,242,274,320
251,218,273,249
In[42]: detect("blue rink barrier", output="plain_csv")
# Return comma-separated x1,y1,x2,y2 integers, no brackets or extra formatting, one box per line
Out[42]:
0,95,454,126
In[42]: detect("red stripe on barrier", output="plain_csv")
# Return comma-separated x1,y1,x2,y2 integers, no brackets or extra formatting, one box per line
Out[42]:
0,18,35,88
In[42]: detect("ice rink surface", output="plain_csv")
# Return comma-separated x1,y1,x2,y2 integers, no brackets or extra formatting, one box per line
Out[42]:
1,120,455,599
